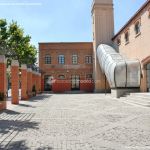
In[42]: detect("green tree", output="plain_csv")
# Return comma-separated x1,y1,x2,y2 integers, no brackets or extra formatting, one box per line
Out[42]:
0,19,10,56
0,19,37,66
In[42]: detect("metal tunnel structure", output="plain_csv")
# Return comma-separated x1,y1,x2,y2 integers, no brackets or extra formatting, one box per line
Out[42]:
97,44,141,89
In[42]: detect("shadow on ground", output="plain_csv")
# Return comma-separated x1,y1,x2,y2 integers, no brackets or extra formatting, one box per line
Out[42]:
18,103,36,108
0,110,20,115
1,140,54,150
0,110,39,135
0,119,39,134
27,94,53,102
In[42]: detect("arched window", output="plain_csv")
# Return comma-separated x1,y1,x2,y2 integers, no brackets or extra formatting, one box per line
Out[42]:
124,31,129,43
85,56,93,64
58,75,65,80
58,55,65,64
72,54,78,64
45,55,51,64
116,37,121,45
148,8,150,18
134,21,141,35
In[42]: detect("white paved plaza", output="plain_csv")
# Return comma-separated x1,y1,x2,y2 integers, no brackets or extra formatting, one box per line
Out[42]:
0,94,150,150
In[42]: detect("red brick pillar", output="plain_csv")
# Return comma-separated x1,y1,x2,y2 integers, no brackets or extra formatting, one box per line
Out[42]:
39,73,41,93
21,64,28,100
32,71,36,91
0,55,7,97
35,73,39,94
35,72,38,91
36,73,41,94
35,72,38,94
41,75,44,92
27,68,32,97
11,60,19,104
0,55,6,93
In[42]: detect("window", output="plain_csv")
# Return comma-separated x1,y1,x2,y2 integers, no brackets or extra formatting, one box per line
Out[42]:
45,55,51,64
116,38,121,45
58,55,65,64
124,31,129,43
86,74,93,79
58,75,65,80
148,8,150,18
134,21,141,35
85,56,92,64
72,54,78,64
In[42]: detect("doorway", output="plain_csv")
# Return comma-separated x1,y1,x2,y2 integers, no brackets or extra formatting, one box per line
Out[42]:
44,75,52,91
71,75,80,90
146,63,150,92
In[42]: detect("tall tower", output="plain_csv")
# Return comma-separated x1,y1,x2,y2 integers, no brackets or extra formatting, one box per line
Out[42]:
92,0,114,92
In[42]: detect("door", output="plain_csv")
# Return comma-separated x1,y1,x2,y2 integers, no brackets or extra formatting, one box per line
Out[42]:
146,64,150,92
44,75,52,91
71,75,80,90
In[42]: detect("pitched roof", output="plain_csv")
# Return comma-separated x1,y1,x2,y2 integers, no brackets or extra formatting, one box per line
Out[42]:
112,0,150,40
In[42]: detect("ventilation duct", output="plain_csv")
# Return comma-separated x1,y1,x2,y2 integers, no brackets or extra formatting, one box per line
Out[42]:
97,44,141,88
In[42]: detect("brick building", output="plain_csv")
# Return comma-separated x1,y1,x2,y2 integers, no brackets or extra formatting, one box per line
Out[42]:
39,42,94,93
112,0,150,93
39,0,150,96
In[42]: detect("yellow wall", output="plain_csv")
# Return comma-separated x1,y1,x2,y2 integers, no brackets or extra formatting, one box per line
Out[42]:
113,4,150,92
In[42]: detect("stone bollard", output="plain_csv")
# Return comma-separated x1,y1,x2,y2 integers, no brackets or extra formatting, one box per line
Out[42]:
27,68,33,98
21,64,28,100
11,60,19,104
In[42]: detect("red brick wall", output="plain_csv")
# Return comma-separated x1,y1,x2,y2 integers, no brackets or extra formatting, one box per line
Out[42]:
39,74,42,93
41,76,44,92
80,80,94,92
52,80,71,93
39,42,94,92
32,72,36,91
27,69,33,97
52,79,94,93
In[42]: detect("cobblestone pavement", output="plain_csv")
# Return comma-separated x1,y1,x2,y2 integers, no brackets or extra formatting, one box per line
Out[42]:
0,94,150,150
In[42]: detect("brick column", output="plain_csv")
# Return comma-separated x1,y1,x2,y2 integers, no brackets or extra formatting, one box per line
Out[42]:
21,64,28,100
35,72,39,94
39,73,41,93
11,60,19,104
36,73,41,94
32,71,36,90
0,55,7,96
27,68,32,97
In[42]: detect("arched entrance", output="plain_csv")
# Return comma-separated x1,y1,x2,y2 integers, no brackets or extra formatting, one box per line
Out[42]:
141,56,150,92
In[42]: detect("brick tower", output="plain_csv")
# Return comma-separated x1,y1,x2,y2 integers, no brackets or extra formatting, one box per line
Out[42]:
92,0,114,92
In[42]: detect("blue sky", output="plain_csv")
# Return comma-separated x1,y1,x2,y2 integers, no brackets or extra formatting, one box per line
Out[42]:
0,0,147,48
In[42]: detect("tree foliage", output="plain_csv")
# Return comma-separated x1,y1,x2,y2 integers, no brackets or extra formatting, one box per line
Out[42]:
0,19,37,66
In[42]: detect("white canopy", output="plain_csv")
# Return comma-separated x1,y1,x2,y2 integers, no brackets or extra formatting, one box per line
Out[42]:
97,44,141,88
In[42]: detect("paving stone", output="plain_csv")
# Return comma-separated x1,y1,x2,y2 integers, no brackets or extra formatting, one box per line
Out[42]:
0,94,150,150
